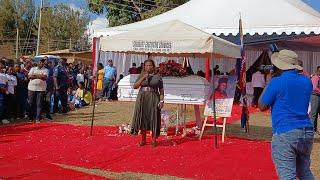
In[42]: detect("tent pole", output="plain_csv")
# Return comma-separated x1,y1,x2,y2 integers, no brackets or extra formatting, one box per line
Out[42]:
211,53,218,149
90,38,100,136
205,58,210,81
90,74,98,136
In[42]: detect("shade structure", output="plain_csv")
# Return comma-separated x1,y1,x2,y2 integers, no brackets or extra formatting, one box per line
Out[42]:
97,0,320,37
100,20,241,58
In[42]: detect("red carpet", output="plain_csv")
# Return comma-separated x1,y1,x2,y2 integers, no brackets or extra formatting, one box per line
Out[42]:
0,123,277,179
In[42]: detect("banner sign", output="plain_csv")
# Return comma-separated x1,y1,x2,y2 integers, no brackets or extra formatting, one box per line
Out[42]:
132,41,172,52
204,75,237,117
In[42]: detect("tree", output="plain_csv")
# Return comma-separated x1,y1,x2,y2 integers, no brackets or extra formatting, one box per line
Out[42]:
0,0,90,56
34,3,91,53
0,0,37,38
88,0,189,27
0,0,39,57
0,0,17,39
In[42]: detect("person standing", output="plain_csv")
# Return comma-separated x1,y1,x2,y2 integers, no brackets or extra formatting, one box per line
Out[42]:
0,62,8,123
131,59,164,147
96,63,104,100
259,49,314,180
28,59,48,122
44,60,54,119
251,69,265,107
310,66,320,135
129,63,139,74
76,68,85,85
14,64,28,119
86,66,92,90
53,58,69,113
137,63,144,74
102,60,117,101
6,67,17,121
298,60,310,77
69,63,77,86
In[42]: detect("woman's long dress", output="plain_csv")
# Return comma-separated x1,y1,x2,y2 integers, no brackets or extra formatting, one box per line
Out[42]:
131,73,163,137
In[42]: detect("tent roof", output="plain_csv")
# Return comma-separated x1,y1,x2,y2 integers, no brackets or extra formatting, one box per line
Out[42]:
100,20,241,58
289,35,320,45
102,0,320,36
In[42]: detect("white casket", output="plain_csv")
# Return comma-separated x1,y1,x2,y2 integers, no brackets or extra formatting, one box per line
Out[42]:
117,74,210,105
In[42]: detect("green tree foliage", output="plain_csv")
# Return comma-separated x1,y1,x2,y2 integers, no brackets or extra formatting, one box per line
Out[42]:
38,3,91,52
0,0,36,39
88,0,189,27
0,0,19,39
0,0,90,55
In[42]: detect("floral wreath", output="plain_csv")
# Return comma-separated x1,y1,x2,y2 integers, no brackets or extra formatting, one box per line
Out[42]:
158,60,187,77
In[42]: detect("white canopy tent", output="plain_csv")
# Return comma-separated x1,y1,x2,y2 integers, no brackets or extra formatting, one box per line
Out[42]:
93,20,241,140
100,20,240,58
94,0,320,75
97,0,320,37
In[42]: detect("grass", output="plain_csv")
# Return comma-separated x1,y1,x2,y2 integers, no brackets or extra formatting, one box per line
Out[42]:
54,163,190,180
53,101,206,126
49,101,319,179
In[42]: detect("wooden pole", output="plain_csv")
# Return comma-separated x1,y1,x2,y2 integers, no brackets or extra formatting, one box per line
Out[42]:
15,28,19,59
90,37,98,136
36,0,43,55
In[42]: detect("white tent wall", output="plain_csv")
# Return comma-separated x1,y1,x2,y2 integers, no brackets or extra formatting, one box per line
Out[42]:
99,50,320,79
98,51,262,78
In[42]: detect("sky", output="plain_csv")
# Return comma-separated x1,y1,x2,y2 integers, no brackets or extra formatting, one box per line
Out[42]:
42,0,320,35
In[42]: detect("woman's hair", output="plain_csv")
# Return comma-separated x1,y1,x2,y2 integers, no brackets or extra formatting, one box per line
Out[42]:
79,82,85,87
142,59,156,75
98,63,103,69
143,59,155,68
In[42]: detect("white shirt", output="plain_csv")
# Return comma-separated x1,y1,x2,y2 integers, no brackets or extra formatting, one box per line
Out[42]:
0,73,8,87
251,71,265,88
76,73,84,84
28,67,48,91
6,74,17,94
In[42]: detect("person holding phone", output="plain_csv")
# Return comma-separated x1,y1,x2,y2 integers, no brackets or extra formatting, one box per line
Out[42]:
131,59,164,147
258,49,314,179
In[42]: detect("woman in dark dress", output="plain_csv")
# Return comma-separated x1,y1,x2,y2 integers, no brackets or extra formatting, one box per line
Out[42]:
131,59,164,147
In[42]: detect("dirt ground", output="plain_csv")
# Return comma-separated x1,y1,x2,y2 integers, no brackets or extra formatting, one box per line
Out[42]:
52,101,319,179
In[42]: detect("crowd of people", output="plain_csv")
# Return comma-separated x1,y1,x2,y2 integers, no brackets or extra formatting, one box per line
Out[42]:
0,56,95,124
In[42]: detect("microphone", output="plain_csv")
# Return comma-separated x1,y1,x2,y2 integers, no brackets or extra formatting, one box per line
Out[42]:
146,73,150,85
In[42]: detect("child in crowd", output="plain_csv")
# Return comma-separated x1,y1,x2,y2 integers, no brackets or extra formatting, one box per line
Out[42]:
76,68,85,85
0,62,8,123
6,67,17,120
74,82,92,108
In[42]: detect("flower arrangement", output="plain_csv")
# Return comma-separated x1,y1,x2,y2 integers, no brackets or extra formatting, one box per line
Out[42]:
158,60,187,77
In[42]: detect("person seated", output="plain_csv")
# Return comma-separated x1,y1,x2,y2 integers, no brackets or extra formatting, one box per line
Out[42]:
74,82,89,108
196,70,205,78
129,63,140,74
67,87,76,111
137,63,144,73
214,65,220,75
82,89,92,106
